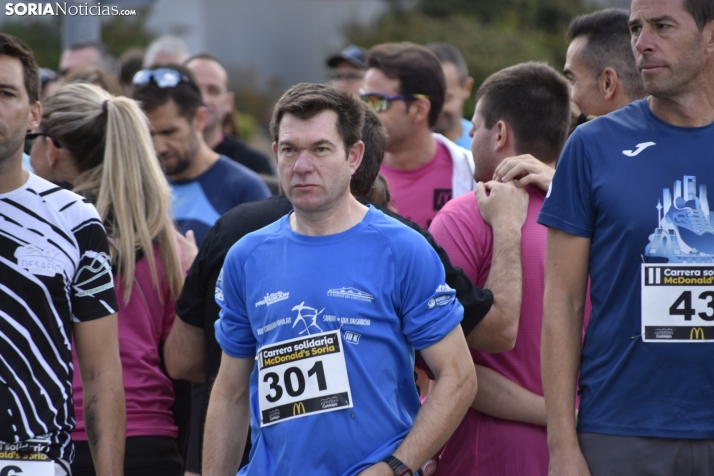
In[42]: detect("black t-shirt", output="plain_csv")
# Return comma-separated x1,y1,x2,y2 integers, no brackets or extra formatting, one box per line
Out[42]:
213,134,275,176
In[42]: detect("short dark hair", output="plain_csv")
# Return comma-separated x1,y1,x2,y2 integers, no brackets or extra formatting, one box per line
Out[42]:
685,0,714,31
426,43,469,83
65,41,118,75
567,9,645,102
0,33,40,104
367,42,445,129
119,47,145,86
132,63,204,121
476,62,570,164
270,83,364,154
185,53,227,70
351,103,386,198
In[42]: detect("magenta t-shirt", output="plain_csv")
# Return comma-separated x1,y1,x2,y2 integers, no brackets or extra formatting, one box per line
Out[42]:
430,186,550,476
72,246,179,440
380,141,453,229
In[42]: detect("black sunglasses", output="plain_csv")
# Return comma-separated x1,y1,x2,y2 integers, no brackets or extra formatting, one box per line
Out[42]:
132,68,200,93
25,132,61,155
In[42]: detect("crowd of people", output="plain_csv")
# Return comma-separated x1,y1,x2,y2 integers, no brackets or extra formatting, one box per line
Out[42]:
1,0,713,475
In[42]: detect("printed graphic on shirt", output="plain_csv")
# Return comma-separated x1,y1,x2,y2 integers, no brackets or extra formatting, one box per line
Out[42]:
642,175,714,342
645,175,714,263
433,188,452,211
73,251,113,297
327,287,374,303
14,244,68,277
255,291,290,307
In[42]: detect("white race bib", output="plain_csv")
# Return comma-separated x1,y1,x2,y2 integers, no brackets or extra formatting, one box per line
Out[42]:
0,456,54,476
641,263,714,342
257,330,353,426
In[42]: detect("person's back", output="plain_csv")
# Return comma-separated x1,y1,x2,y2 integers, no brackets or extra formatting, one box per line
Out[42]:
430,62,572,476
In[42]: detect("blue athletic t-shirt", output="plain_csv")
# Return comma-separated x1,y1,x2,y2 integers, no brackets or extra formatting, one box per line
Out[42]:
539,99,714,438
215,206,463,475
169,156,271,246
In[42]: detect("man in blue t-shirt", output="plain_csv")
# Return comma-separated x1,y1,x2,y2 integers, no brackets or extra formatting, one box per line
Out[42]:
204,83,477,476
132,64,271,246
538,1,714,474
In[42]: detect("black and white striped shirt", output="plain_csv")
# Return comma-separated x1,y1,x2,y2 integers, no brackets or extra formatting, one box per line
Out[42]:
0,173,117,462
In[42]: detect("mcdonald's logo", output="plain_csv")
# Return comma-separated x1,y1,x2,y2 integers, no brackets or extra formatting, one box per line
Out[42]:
293,402,306,415
690,327,705,340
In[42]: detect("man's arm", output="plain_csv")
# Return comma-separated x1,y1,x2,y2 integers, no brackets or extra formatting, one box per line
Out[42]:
74,314,126,476
202,353,253,476
359,326,478,475
466,181,528,352
542,228,591,476
471,364,546,426
164,316,206,383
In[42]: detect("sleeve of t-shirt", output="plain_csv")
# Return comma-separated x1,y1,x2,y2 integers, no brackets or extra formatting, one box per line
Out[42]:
214,243,256,358
429,201,493,335
429,199,491,287
394,231,463,351
71,219,118,321
175,223,219,329
537,131,594,238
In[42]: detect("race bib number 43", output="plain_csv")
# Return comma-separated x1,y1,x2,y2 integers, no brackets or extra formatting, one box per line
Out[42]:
257,331,353,426
642,264,714,342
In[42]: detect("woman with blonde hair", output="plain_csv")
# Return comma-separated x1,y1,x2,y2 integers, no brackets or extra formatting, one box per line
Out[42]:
32,82,185,475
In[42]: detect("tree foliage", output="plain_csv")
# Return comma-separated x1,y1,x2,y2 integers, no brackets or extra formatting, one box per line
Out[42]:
345,0,594,117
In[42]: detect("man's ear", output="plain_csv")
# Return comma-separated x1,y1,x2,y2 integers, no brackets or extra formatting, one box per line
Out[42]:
28,101,41,131
193,106,209,134
410,96,432,125
493,120,510,153
600,67,619,101
226,91,235,115
462,76,475,100
347,140,365,175
272,142,278,161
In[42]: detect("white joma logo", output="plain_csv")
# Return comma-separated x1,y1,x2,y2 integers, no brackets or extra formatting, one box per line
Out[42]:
622,142,656,157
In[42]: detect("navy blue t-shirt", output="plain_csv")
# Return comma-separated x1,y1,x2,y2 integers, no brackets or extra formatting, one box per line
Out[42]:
170,156,271,246
539,99,714,438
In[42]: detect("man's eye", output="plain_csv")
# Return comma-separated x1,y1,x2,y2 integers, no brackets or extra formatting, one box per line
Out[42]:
316,147,328,154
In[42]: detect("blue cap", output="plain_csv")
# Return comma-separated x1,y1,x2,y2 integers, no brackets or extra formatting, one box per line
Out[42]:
326,45,367,69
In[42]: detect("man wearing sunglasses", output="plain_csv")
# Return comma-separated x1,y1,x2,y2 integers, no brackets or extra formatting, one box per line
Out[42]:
132,64,271,247
326,45,368,97
362,42,476,231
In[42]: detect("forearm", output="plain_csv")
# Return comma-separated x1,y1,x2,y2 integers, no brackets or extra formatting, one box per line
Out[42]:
82,369,126,476
164,318,206,383
542,294,583,450
471,364,545,426
467,225,523,352
202,376,250,475
393,343,477,469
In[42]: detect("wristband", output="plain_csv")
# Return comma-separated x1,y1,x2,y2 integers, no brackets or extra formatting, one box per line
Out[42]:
382,455,413,476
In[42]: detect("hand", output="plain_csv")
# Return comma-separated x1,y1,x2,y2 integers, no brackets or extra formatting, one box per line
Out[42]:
175,229,198,271
475,180,529,231
357,462,393,476
548,446,592,476
493,154,555,192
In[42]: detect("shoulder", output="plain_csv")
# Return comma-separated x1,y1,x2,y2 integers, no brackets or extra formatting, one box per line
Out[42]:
26,175,103,231
434,192,483,228
223,215,285,267
575,100,650,141
365,207,435,256
210,196,292,250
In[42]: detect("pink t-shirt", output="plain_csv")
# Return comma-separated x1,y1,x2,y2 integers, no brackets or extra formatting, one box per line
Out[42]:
380,141,453,229
72,246,179,440
430,186,549,476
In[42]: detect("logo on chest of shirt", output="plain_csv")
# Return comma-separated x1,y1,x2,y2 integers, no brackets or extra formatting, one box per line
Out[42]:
433,189,452,211
327,287,374,303
255,291,290,307
14,244,68,278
